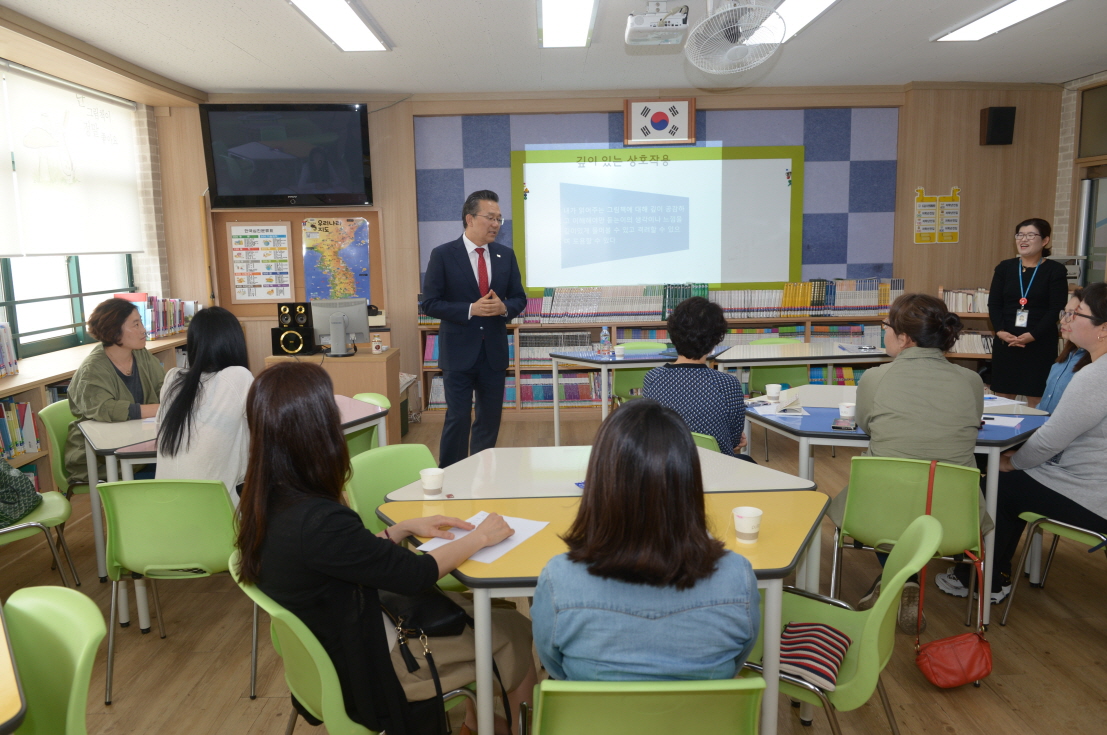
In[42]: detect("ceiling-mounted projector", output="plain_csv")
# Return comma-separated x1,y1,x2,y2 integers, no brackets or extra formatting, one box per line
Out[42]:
625,2,689,46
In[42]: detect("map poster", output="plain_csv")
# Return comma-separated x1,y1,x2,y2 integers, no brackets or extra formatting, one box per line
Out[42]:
228,222,293,303
302,217,371,301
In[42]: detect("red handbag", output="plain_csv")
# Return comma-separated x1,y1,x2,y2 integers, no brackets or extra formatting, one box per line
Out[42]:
913,461,993,688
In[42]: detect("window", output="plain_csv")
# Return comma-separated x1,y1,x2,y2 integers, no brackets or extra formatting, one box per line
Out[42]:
0,254,134,358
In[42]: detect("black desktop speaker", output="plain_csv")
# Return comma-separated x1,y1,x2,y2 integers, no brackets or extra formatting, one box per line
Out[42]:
272,302,317,355
980,107,1016,145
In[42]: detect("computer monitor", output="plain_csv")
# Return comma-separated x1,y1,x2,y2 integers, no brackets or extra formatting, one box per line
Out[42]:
310,298,370,356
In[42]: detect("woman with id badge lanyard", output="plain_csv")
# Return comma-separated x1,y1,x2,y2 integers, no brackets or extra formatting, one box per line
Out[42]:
987,218,1069,407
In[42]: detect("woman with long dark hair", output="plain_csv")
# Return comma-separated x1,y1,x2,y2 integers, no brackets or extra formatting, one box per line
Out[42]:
155,307,252,503
235,362,536,735
531,398,759,681
988,218,1070,406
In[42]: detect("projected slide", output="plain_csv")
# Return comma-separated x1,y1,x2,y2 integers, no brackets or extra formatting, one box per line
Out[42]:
515,146,803,289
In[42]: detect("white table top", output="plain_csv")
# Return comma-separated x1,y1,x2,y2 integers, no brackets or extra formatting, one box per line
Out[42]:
385,446,815,501
714,341,889,364
78,418,156,455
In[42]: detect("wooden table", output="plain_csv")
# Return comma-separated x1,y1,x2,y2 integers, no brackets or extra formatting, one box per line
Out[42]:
379,490,828,735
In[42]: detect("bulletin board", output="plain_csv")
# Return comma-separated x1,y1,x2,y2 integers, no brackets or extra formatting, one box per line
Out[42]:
210,208,385,318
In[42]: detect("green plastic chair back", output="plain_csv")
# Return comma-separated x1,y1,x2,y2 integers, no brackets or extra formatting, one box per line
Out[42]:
38,400,83,495
747,337,807,394
842,457,981,559
530,678,765,735
229,551,375,735
346,445,435,533
97,480,236,581
611,342,667,404
768,515,943,715
691,432,721,452
5,586,106,735
345,393,391,458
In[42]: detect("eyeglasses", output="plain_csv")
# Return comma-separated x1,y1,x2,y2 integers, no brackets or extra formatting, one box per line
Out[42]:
1060,310,1096,322
474,214,505,226
881,320,892,330
1015,233,1041,241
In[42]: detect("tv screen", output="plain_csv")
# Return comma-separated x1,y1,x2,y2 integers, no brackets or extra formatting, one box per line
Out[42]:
199,104,372,208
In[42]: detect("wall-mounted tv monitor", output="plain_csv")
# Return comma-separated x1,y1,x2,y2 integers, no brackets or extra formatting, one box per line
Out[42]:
199,103,372,208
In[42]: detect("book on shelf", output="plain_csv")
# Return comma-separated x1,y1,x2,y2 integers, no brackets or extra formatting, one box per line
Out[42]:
113,293,200,338
0,323,17,377
939,287,990,314
949,332,993,355
0,400,38,459
427,375,517,409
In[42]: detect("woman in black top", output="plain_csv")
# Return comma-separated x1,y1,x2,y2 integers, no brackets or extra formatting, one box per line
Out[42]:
235,362,536,735
988,218,1069,406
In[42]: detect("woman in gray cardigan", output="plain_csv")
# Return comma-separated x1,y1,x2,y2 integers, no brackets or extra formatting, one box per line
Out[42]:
937,282,1107,602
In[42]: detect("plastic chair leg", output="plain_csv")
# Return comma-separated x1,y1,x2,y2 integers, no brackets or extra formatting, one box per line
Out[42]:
965,561,976,627
150,579,167,639
876,675,901,735
106,580,119,705
1002,519,1044,626
250,602,259,699
1041,534,1061,588
54,526,81,586
829,527,844,599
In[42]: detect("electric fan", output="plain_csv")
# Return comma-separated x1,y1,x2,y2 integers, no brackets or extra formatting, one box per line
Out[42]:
684,1,786,75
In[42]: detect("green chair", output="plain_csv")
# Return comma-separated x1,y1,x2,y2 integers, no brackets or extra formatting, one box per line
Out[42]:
830,457,983,627
522,678,764,735
611,342,667,407
97,479,257,705
0,490,79,587
747,337,807,460
4,586,106,735
691,432,721,452
346,444,467,593
229,551,474,735
38,400,86,499
345,393,391,458
744,515,943,735
1001,513,1107,626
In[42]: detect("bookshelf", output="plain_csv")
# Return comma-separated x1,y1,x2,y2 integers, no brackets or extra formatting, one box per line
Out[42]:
418,316,886,418
0,336,186,492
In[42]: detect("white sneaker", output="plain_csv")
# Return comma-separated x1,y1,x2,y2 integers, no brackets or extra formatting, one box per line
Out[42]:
981,585,1012,605
935,567,969,598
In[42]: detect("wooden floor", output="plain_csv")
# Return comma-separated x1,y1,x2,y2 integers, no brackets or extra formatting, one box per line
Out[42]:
3,415,1106,734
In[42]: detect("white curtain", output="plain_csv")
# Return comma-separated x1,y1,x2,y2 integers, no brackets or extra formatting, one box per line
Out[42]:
0,64,18,257
0,61,143,256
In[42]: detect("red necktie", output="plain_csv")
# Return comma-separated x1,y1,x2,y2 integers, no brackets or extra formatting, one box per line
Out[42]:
476,247,489,296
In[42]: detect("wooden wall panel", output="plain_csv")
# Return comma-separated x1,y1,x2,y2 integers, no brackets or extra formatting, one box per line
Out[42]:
157,107,211,303
894,84,1063,297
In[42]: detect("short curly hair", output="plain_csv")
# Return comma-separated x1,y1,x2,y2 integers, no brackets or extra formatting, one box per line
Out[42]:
87,298,139,347
667,297,728,359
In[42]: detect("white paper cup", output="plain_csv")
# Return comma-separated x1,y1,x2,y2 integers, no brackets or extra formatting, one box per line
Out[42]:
765,384,782,400
839,402,856,419
613,345,625,358
733,506,763,544
420,468,445,497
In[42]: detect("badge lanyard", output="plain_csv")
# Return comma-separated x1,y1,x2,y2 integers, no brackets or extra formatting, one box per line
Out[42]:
1016,259,1040,328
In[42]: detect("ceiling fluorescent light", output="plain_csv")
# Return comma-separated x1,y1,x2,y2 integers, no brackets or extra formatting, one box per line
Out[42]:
538,0,598,48
937,0,1069,42
776,0,841,43
289,0,387,51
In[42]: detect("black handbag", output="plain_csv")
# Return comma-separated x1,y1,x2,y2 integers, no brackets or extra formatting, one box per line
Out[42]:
380,588,513,735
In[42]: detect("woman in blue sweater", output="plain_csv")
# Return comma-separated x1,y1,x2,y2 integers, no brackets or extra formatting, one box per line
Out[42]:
531,399,760,681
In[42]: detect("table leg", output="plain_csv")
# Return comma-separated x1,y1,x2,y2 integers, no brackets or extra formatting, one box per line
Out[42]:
122,460,135,482
377,416,388,447
473,588,494,735
1028,531,1042,585
134,578,152,632
982,448,999,626
103,455,140,627
552,359,561,447
600,366,610,421
761,579,782,735
117,582,131,627
804,526,822,596
797,438,813,481
85,444,108,582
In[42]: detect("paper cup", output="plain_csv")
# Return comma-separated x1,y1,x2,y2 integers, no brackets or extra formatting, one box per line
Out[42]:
733,506,763,544
613,345,625,358
420,468,445,497
839,402,856,419
765,384,782,400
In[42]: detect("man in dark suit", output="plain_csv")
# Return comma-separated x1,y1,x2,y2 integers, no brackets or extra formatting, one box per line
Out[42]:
421,190,526,467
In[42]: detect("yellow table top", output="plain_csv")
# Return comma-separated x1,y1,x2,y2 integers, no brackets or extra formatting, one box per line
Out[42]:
378,491,828,589
0,607,25,735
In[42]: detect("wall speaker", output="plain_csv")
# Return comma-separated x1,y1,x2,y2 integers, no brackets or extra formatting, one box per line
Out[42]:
271,326,317,356
980,107,1016,145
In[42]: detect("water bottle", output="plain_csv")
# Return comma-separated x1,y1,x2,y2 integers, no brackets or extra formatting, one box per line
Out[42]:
599,326,611,356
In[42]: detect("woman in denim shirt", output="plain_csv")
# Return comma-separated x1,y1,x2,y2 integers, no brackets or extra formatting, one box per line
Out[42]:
1038,291,1088,414
531,399,760,681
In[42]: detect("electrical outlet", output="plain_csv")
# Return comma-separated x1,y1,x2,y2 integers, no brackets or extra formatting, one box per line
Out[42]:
646,2,666,13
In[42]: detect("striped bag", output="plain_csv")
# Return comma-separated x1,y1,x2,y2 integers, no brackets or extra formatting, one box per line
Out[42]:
779,621,852,691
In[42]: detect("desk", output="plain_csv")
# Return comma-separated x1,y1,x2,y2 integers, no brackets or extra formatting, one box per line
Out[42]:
379,491,828,735
745,406,1049,625
385,446,815,502
0,605,25,735
713,341,890,368
548,347,726,446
